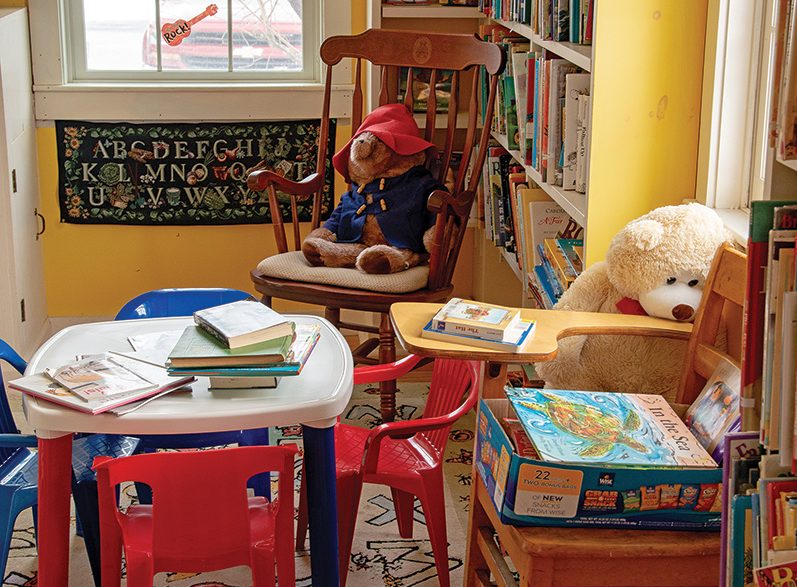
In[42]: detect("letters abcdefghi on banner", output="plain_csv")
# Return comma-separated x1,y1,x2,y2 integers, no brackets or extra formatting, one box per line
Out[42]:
56,119,336,225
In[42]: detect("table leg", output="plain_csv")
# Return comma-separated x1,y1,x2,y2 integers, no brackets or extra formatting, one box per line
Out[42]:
302,423,340,587
37,434,73,587
482,362,508,399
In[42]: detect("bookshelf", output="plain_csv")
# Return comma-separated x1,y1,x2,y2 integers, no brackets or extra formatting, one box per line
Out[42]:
478,1,708,308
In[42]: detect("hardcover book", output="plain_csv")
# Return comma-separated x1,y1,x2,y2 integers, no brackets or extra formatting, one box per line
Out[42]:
167,325,292,368
168,323,321,376
193,299,294,349
505,387,718,468
421,319,535,352
430,297,521,341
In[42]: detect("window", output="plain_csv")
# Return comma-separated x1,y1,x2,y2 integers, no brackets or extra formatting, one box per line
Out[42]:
70,0,315,81
29,0,352,121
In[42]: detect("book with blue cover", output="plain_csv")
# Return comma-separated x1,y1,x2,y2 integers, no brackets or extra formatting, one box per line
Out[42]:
505,387,717,468
421,319,535,352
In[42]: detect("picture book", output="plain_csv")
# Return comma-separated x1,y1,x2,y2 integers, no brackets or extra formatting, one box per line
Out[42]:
742,201,797,431
731,494,754,587
721,432,761,587
168,323,321,376
430,297,521,341
755,560,797,586
528,199,570,265
505,387,718,468
683,359,741,463
11,355,194,415
193,299,294,349
44,355,155,400
167,325,292,368
421,319,535,352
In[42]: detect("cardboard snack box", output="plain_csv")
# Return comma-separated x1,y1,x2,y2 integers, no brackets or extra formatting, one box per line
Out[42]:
476,399,722,530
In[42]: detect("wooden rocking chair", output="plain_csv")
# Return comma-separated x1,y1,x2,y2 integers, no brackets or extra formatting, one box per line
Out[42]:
246,29,505,421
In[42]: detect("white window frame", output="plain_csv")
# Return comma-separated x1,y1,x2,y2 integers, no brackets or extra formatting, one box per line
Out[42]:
29,0,353,121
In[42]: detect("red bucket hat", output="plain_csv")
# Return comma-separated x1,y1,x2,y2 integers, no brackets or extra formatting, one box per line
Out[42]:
332,103,437,182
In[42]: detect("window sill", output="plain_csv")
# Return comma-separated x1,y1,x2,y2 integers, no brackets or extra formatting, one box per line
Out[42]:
33,83,353,122
713,208,749,248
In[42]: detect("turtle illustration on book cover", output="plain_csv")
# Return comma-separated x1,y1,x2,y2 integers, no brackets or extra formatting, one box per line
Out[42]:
506,388,717,468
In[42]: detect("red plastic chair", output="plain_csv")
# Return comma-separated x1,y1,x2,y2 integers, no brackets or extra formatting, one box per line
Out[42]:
93,445,297,587
296,355,480,586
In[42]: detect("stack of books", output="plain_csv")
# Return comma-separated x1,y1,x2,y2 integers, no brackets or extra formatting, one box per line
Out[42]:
9,353,194,415
420,297,535,351
166,300,321,389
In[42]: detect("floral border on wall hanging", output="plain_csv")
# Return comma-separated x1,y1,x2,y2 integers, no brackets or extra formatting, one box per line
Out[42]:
56,119,336,225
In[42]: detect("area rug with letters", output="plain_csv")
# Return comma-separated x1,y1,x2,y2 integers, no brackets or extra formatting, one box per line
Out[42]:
3,381,475,586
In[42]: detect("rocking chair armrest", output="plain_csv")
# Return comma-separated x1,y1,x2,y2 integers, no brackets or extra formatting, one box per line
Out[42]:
0,434,38,448
246,169,323,196
353,354,425,385
427,189,476,217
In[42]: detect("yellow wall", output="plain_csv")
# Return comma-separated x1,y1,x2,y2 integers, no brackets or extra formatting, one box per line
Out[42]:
34,1,374,317
586,0,708,266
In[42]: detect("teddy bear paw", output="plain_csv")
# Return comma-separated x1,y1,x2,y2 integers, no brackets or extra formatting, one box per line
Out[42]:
356,245,414,274
302,238,327,267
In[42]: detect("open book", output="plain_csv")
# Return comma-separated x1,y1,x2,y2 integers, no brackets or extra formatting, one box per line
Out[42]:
10,353,194,415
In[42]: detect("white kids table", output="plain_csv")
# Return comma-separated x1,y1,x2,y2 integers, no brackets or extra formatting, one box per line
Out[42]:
23,315,352,587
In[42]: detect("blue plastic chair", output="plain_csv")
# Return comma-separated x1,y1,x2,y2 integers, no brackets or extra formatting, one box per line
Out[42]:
0,338,139,586
114,288,271,501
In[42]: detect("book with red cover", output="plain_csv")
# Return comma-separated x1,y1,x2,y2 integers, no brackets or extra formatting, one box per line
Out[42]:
743,201,797,432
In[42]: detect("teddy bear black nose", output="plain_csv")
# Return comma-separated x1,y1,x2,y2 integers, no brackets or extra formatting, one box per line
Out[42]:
672,304,694,321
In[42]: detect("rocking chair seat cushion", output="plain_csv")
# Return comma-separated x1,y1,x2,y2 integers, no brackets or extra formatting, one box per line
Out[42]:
254,251,429,294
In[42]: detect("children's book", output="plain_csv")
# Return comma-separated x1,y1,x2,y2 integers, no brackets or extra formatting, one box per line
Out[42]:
44,355,156,400
755,560,797,586
683,360,741,463
167,325,293,368
193,299,294,349
731,494,755,587
562,73,589,190
742,201,797,432
430,298,521,341
421,319,535,352
11,355,194,415
168,323,321,376
528,200,570,265
505,387,718,468
721,432,761,587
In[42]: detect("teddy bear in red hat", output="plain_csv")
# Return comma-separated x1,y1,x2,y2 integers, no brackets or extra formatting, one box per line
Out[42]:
302,103,447,274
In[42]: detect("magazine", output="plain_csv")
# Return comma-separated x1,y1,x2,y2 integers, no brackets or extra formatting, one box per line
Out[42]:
44,355,156,400
11,354,194,415
506,387,717,468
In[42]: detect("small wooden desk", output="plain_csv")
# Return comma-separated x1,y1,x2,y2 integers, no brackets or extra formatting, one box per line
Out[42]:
390,302,692,398
389,302,720,587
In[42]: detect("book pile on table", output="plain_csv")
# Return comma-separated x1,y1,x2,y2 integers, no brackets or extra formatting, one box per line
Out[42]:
9,353,194,415
166,300,321,390
420,297,535,351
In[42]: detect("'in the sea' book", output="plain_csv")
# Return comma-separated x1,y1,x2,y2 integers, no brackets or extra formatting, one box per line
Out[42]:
505,387,717,468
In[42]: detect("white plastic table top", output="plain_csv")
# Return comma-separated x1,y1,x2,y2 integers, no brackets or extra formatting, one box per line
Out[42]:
23,315,354,438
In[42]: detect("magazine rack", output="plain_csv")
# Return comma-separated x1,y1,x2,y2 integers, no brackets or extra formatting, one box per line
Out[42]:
390,244,747,586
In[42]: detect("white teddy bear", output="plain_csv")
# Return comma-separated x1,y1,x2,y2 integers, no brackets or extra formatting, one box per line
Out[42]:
535,203,730,402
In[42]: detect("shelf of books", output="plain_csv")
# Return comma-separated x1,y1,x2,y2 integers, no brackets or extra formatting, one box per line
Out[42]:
723,202,797,586
476,0,592,310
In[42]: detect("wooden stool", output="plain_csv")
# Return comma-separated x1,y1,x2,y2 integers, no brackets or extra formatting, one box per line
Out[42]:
464,476,720,587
